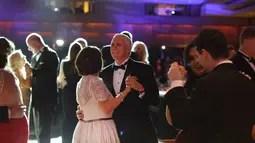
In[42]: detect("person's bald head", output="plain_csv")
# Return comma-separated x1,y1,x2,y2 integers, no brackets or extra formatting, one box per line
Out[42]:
120,31,133,42
26,33,46,54
110,34,132,64
112,33,132,47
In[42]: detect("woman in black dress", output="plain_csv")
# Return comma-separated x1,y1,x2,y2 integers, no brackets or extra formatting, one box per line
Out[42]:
57,42,82,143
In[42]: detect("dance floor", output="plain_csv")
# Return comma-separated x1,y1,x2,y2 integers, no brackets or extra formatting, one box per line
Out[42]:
28,137,174,143
28,137,62,143
28,90,172,143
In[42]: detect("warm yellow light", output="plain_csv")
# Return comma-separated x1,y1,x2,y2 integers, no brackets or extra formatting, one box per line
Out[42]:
84,1,89,13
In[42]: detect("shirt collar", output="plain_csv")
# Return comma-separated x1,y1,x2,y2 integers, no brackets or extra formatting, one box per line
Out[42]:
34,47,45,55
215,60,233,67
114,58,129,66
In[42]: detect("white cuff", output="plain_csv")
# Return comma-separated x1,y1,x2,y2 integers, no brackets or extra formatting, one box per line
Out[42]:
139,92,145,99
170,80,185,88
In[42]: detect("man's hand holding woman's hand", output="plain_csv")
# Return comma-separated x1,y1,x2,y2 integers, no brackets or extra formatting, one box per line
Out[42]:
76,105,84,120
167,62,187,81
125,75,144,92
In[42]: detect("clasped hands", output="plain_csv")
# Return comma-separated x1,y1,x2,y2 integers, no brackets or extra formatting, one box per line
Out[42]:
125,75,144,92
167,62,187,81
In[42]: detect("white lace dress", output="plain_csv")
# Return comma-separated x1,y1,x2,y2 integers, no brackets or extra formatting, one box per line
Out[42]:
72,75,120,143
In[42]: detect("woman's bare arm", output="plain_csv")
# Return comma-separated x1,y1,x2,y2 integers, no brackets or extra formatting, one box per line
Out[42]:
98,87,130,114
166,105,173,126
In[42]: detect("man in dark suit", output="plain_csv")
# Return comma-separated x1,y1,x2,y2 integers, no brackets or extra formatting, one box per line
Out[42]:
26,33,59,143
164,29,255,143
231,27,255,82
99,33,159,143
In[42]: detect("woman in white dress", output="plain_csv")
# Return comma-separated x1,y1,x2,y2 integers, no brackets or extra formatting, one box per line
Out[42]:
72,46,131,143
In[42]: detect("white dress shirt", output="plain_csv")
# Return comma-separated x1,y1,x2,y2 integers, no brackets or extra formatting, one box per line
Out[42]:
113,59,129,95
170,60,233,89
33,47,45,62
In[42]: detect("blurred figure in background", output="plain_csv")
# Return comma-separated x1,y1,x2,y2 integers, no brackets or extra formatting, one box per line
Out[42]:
57,42,82,143
132,41,149,64
8,50,32,120
231,26,255,82
74,38,88,48
101,45,114,67
26,33,59,143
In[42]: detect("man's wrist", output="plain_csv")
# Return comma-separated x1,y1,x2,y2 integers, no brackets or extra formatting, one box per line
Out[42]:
138,85,144,92
170,80,185,89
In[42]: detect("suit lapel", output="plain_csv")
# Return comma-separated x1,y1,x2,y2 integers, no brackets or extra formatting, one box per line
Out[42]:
103,64,116,97
119,59,132,93
237,53,255,76
31,55,37,68
32,47,47,69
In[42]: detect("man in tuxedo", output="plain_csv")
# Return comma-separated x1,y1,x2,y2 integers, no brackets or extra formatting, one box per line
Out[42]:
100,33,159,143
26,33,59,143
78,33,159,142
231,27,255,82
164,29,255,143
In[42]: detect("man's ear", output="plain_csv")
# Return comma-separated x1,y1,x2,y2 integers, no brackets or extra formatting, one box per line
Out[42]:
127,46,132,55
201,49,208,57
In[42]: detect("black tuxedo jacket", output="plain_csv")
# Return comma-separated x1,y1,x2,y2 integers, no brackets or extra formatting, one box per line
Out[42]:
31,47,59,108
232,52,255,83
100,58,159,143
165,63,255,143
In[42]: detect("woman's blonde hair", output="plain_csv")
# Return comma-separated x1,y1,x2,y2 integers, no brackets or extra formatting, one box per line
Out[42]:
8,49,27,70
132,41,149,64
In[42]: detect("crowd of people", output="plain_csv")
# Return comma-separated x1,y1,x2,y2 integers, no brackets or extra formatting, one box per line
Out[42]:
0,26,254,143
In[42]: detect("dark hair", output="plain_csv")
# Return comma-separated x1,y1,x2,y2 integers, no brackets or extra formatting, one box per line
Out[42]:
239,26,255,46
67,42,82,61
194,28,229,60
0,54,7,69
183,40,196,69
0,37,15,55
0,37,15,68
66,42,82,74
75,46,103,76
183,40,201,92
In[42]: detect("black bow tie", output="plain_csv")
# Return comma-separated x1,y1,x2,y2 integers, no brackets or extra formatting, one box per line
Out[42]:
112,62,128,71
